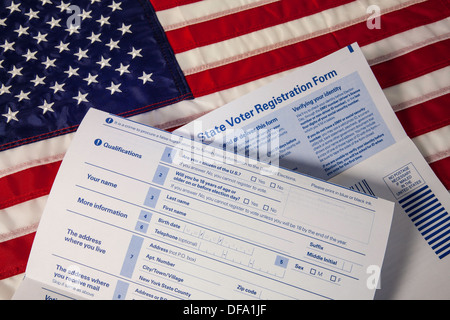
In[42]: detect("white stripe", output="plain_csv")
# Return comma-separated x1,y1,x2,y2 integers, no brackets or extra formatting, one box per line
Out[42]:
135,54,449,131
0,273,23,300
0,196,46,243
0,132,72,178
137,74,450,172
130,69,294,129
363,17,450,66
135,66,449,131
383,66,450,112
424,149,450,165
413,125,450,161
174,0,424,74
158,0,279,31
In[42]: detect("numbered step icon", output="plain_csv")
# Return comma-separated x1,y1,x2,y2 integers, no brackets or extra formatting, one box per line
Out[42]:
144,187,161,208
120,235,143,278
152,165,170,185
275,255,289,269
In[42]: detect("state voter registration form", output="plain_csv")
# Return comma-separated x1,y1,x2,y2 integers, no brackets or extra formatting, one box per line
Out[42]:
13,108,394,300
176,44,450,299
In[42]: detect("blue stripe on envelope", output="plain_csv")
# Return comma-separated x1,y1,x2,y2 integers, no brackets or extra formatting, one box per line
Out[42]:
399,185,450,259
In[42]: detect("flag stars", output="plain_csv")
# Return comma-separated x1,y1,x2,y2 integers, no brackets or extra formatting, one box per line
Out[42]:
96,15,110,27
38,100,55,114
25,8,39,20
47,17,62,29
138,71,153,84
6,2,21,14
139,72,153,84
42,57,56,69
73,91,89,105
106,81,122,95
66,24,80,35
33,32,48,44
14,25,29,37
96,56,111,69
1,40,15,53
64,66,79,78
15,90,31,102
55,41,70,53
115,63,130,76
128,47,142,59
106,39,120,51
22,49,38,61
0,0,158,117
2,108,19,123
50,81,65,93
8,65,23,78
84,73,98,85
0,84,12,95
87,32,101,44
74,48,89,60
79,9,92,20
56,1,71,12
108,1,122,12
118,23,131,35
31,75,46,87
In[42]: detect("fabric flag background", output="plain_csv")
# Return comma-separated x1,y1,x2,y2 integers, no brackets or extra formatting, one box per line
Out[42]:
0,0,449,299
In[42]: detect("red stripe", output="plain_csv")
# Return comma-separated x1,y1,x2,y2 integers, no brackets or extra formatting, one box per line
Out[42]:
185,0,449,97
371,39,450,89
166,0,354,53
0,161,61,210
0,232,35,280
429,157,450,191
149,0,203,12
395,93,450,138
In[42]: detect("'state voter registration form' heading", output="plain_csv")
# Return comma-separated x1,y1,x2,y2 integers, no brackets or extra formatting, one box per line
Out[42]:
14,108,394,300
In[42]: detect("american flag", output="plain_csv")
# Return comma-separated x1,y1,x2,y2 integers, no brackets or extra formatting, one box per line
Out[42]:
0,0,449,299
0,0,192,150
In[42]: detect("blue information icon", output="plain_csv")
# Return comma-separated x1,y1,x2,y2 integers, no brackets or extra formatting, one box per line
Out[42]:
105,117,113,124
94,138,102,146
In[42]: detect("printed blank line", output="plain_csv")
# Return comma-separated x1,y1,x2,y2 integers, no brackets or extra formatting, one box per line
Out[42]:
41,287,77,300
139,261,223,300
145,245,221,287
170,197,293,245
145,244,295,299
172,179,278,216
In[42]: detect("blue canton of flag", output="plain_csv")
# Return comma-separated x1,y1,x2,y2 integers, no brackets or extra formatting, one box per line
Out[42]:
0,0,192,151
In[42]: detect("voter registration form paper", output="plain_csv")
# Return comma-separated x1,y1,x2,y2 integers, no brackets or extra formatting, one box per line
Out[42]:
13,108,393,300
177,44,450,299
